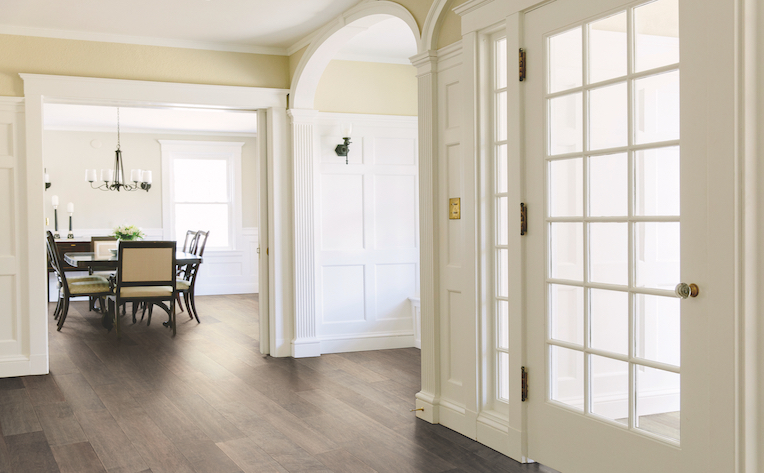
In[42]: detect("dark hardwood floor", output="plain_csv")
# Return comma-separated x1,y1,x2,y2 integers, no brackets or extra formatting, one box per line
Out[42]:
0,295,558,472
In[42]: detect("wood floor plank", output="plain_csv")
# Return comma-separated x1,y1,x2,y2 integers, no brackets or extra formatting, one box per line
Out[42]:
50,441,107,473
109,406,197,473
33,402,88,446
130,391,208,443
52,372,106,412
0,388,42,436
174,438,244,473
216,437,288,473
23,374,66,405
75,408,150,473
5,431,60,472
314,448,377,473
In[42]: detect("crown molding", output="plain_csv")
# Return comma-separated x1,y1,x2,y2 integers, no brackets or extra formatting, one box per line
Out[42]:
453,0,496,17
0,25,288,55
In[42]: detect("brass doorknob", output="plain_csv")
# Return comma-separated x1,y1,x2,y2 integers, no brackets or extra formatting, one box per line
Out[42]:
675,283,700,299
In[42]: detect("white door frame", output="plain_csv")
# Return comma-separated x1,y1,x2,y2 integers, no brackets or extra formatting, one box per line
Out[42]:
21,73,288,362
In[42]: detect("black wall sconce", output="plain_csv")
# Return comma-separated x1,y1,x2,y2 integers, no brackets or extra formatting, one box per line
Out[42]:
44,168,51,190
334,123,353,165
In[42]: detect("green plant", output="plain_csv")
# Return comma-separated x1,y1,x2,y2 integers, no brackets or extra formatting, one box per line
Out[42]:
112,225,145,241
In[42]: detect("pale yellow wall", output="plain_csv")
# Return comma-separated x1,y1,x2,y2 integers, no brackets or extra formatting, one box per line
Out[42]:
289,45,308,85
437,0,467,49
43,130,259,231
390,0,464,49
391,0,432,32
0,34,289,97
314,60,417,116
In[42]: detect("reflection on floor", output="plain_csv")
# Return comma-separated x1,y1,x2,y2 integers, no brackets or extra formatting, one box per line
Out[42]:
0,295,559,472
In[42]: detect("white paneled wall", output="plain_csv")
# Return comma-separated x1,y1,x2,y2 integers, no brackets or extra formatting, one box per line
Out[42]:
0,98,45,376
315,113,419,353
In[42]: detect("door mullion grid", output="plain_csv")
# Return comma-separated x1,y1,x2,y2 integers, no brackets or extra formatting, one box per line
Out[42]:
626,4,636,431
581,22,592,417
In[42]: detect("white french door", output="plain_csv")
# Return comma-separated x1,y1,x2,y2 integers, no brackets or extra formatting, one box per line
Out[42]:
523,0,736,472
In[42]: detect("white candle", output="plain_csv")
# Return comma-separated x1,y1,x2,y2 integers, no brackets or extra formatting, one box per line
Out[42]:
130,169,142,182
44,173,50,184
66,202,74,213
51,195,59,206
341,122,353,138
86,169,97,182
104,169,114,182
142,170,152,184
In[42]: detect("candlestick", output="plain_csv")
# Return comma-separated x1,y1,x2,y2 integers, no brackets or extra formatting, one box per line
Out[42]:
66,202,74,213
53,208,60,239
51,195,59,207
67,214,74,239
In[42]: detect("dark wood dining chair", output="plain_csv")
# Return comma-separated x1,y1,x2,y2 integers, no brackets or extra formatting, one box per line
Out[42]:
176,230,208,323
46,231,112,331
175,230,198,313
107,240,177,338
89,235,119,311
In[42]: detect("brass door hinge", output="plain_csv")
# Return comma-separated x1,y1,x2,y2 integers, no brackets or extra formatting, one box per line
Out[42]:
520,203,528,235
519,48,526,82
521,366,528,402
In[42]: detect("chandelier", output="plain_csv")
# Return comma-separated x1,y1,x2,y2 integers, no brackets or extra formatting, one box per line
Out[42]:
86,107,152,192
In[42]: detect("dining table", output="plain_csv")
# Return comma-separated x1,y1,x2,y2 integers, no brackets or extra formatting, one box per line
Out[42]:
64,250,202,269
63,250,203,332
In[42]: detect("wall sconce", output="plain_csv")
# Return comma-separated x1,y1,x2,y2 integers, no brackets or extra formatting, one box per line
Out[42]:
44,168,51,190
334,123,353,165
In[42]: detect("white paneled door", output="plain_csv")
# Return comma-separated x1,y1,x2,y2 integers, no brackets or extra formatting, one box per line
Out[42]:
523,0,735,472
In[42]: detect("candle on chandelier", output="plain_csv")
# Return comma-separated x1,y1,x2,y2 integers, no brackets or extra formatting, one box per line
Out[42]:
130,169,142,182
142,170,152,184
86,169,97,182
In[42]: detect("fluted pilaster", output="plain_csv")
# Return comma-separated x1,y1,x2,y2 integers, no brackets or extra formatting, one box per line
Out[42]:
289,109,321,358
411,51,441,423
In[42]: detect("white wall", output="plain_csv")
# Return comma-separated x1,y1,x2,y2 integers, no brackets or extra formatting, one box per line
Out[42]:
42,130,259,229
314,113,419,353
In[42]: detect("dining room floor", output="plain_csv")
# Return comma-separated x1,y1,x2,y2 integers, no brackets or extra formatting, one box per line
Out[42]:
0,295,558,473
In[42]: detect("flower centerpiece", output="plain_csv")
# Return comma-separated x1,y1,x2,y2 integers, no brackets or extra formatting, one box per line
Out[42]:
112,225,145,241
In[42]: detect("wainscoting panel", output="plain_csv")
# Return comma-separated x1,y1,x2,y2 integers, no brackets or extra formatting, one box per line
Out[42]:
315,113,419,354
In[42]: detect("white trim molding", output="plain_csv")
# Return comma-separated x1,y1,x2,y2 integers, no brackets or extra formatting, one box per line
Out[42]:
411,49,441,425
288,108,321,358
21,74,288,366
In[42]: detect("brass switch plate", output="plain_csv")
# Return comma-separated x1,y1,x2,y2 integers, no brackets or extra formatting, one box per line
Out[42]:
449,198,461,220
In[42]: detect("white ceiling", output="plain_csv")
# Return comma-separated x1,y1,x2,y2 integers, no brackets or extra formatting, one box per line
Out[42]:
334,17,417,65
44,104,258,135
0,0,416,62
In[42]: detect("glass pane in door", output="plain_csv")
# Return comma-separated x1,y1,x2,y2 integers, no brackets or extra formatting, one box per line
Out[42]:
546,1,680,442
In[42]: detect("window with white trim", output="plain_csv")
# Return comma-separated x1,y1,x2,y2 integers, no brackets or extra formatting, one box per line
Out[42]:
160,140,243,250
490,33,510,407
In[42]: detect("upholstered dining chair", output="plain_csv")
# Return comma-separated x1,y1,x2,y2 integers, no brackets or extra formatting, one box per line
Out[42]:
176,230,208,323
46,231,112,331
108,240,177,338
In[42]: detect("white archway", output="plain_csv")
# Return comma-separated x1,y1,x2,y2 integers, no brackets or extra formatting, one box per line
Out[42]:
290,1,421,110
286,1,421,358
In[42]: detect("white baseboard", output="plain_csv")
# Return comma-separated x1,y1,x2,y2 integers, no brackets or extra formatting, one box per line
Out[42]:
0,354,48,377
319,331,415,354
193,283,258,296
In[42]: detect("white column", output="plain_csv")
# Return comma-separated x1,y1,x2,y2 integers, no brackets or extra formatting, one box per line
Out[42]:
411,51,441,423
288,108,322,358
